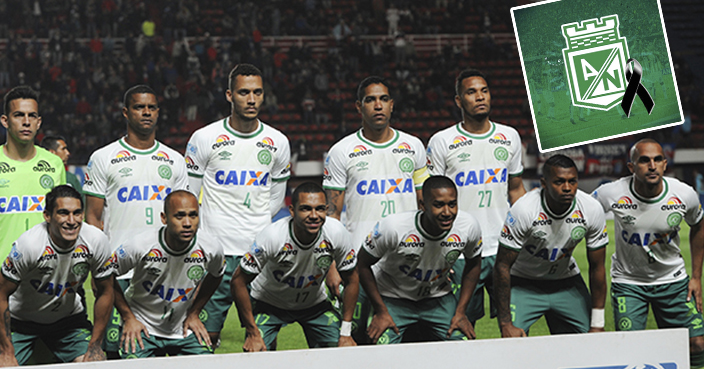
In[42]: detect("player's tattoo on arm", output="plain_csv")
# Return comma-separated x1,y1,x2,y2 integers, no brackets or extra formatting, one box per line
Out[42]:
494,247,519,326
3,308,9,338
325,189,344,218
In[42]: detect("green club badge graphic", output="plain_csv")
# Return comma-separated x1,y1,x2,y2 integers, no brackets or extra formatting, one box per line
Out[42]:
667,213,682,227
187,265,205,281
158,165,172,180
72,262,89,276
399,158,414,173
562,14,629,111
494,147,509,161
316,255,333,269
571,226,586,241
107,328,120,342
257,150,272,165
445,250,461,264
40,174,54,189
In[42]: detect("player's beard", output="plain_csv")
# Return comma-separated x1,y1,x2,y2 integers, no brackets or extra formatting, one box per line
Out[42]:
466,109,490,122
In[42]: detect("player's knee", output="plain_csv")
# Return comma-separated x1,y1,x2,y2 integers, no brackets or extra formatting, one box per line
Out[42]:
72,355,85,363
690,336,704,353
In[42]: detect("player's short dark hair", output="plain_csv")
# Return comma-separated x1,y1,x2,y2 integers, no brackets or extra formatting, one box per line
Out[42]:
291,182,326,207
4,85,39,116
40,135,67,152
543,154,577,179
422,176,457,203
163,190,198,215
45,185,83,215
629,138,661,162
455,69,489,96
123,85,157,108
228,64,263,91
357,76,391,102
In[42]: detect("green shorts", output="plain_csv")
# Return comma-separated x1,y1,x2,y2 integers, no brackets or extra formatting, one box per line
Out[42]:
12,314,92,365
350,287,374,344
375,292,468,345
201,255,241,333
510,275,591,335
451,255,497,323
104,279,130,353
251,299,340,350
120,333,213,358
612,278,704,337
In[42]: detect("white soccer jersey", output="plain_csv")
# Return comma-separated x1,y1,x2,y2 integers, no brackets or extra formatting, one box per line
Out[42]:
113,228,225,339
186,118,291,256
363,211,482,301
83,138,189,250
323,128,426,250
592,177,703,285
1,222,113,324
427,121,523,258
240,217,356,310
499,189,608,280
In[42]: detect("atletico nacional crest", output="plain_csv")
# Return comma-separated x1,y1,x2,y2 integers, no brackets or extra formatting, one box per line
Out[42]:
562,14,629,110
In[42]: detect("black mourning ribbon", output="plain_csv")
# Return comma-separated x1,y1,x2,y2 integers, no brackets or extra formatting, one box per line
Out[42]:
621,58,655,117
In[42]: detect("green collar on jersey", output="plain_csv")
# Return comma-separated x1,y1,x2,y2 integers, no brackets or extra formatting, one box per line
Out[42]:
414,211,450,241
540,189,576,220
356,128,400,149
288,219,322,250
118,137,159,155
456,121,496,140
223,118,264,138
629,176,669,204
159,227,198,256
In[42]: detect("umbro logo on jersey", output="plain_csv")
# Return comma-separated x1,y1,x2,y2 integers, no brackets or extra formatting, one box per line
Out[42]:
0,195,45,213
117,185,171,203
348,145,372,158
611,196,638,209
622,215,636,225
448,136,472,150
489,133,512,146
454,168,507,187
111,151,136,164
256,137,278,152
355,178,414,195
151,151,174,165
119,168,133,177
661,197,686,211
392,142,415,155
355,161,369,171
212,135,235,150
217,151,233,160
32,160,56,173
0,162,16,173
0,179,9,188
457,153,471,162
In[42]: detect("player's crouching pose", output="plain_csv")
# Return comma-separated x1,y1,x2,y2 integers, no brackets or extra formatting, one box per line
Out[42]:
232,183,359,351
0,185,115,366
112,190,225,358
592,139,704,368
494,155,608,337
357,176,483,344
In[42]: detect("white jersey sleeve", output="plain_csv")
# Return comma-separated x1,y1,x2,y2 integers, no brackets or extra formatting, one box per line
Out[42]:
83,150,109,198
426,135,448,176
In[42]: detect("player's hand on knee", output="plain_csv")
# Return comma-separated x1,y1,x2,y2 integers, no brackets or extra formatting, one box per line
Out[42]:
448,313,475,339
367,311,398,343
500,323,526,338
337,335,357,347
243,334,267,352
81,343,106,362
0,352,18,367
121,318,149,353
326,267,343,299
688,279,703,313
183,312,211,348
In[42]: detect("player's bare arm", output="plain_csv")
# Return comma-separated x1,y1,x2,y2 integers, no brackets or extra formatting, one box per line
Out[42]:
0,274,18,367
688,220,704,313
84,195,105,230
83,275,114,361
113,278,149,353
508,175,527,205
230,266,266,352
449,254,481,339
493,246,526,338
338,268,360,347
358,248,399,343
324,189,344,220
587,246,607,332
184,273,222,347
